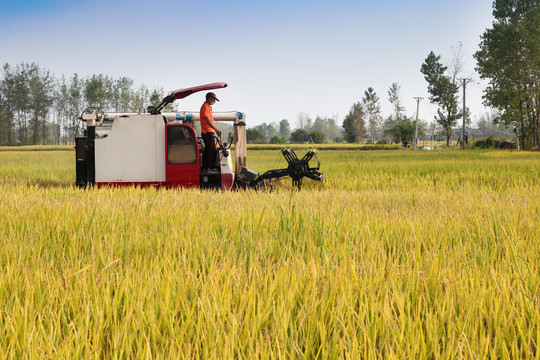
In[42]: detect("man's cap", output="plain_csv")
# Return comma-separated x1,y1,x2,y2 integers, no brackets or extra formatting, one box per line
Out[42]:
206,92,219,101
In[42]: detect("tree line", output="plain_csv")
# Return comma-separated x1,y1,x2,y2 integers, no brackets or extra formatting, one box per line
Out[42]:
341,83,430,145
3,0,537,149
246,83,429,145
246,115,341,144
0,63,173,145
0,62,464,147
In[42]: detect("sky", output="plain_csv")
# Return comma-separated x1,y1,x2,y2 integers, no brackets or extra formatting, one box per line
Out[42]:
0,0,496,128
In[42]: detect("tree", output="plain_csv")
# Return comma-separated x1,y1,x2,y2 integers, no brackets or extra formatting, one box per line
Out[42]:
85,74,113,109
289,128,310,143
270,135,286,144
279,119,291,140
0,64,16,145
248,123,278,143
5,63,32,144
421,51,461,146
255,122,278,142
112,77,134,112
66,74,85,138
362,87,381,144
53,74,85,141
27,64,55,144
132,84,150,113
384,83,406,144
342,102,365,143
308,130,325,143
310,115,341,142
0,98,10,145
149,87,176,112
312,116,328,135
474,0,540,149
388,82,405,121
55,76,69,142
0,63,55,145
326,116,341,142
296,112,311,131
246,128,264,143
384,117,426,144
149,88,162,107
448,42,468,84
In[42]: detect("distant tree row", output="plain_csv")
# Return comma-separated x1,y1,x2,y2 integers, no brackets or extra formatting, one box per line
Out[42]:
246,119,291,144
246,82,431,145
246,115,341,144
0,62,173,145
247,83,429,145
341,83,428,145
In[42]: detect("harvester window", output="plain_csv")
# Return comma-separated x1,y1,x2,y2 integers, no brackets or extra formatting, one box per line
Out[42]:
167,126,197,164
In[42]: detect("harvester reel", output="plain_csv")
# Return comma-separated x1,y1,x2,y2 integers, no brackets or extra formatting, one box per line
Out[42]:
237,148,322,190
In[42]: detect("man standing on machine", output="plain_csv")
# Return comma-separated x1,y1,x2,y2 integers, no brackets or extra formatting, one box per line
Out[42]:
200,92,222,173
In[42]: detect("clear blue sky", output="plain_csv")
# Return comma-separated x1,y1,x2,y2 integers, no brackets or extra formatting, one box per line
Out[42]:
0,0,495,128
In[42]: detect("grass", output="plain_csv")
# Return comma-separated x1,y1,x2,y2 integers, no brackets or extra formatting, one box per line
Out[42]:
0,147,539,358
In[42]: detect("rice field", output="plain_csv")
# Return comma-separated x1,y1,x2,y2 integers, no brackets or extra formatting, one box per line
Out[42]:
0,147,539,358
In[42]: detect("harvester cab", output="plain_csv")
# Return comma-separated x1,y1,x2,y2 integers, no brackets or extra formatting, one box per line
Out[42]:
75,82,322,190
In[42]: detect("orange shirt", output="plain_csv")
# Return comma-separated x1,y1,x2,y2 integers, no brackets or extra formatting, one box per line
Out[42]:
200,101,215,134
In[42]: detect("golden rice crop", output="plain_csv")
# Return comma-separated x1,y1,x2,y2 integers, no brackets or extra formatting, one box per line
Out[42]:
0,148,539,358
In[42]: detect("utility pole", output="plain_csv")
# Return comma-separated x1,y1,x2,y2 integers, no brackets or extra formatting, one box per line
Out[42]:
460,78,472,150
413,97,423,150
431,123,435,150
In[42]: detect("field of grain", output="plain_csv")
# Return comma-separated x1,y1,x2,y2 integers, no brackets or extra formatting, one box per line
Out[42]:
1,147,539,358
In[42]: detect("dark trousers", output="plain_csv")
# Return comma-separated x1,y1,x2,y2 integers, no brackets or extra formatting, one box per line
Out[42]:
202,132,218,169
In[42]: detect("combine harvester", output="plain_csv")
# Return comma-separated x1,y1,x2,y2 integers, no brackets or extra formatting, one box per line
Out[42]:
75,82,322,190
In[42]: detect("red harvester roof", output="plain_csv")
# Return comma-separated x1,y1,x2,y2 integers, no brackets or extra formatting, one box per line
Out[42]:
171,82,228,100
